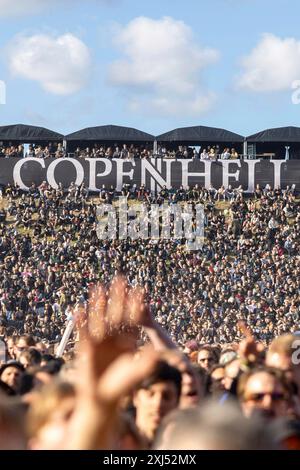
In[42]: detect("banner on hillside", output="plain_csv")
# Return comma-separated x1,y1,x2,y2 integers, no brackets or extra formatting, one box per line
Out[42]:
0,157,299,192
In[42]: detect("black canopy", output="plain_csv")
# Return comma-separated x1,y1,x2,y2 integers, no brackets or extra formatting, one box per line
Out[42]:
0,124,63,142
66,125,155,142
156,125,244,144
247,126,300,143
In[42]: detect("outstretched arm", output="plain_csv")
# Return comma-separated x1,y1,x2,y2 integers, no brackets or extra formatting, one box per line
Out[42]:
63,277,159,450
129,287,178,352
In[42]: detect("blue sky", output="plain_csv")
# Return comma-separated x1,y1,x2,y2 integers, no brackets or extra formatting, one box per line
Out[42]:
0,0,300,137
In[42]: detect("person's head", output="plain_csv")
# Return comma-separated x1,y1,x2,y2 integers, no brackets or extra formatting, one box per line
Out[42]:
0,363,24,392
209,364,226,396
180,364,206,409
133,361,181,443
197,347,218,371
27,381,75,450
32,367,55,387
6,337,16,360
238,367,292,421
40,354,55,367
266,335,297,370
19,348,41,369
266,335,300,395
154,400,276,450
223,359,240,391
14,336,35,360
219,349,237,366
183,340,198,355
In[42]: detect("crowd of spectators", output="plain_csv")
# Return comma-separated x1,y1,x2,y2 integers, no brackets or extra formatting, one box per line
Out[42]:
0,143,65,159
0,180,297,348
0,284,300,450
0,179,299,450
0,142,242,160
70,144,240,160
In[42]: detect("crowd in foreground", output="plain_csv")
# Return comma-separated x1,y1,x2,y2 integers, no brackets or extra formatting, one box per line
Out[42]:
0,280,300,450
0,180,299,449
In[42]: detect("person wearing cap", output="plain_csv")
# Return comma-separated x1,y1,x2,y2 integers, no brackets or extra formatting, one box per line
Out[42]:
0,362,24,393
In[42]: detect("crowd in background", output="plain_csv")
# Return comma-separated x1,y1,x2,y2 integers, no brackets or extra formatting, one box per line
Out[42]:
0,143,65,159
0,181,298,347
0,142,242,160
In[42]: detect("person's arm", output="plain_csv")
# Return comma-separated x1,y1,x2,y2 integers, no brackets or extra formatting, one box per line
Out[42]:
237,320,265,370
62,277,159,450
129,288,178,351
143,316,178,351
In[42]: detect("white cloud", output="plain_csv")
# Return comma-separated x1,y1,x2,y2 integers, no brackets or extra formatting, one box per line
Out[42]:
237,33,300,92
7,33,91,95
108,16,219,116
128,93,216,116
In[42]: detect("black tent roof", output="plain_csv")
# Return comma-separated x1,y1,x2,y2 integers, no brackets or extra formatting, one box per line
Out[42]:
66,124,155,142
0,124,63,142
156,125,244,143
247,126,300,143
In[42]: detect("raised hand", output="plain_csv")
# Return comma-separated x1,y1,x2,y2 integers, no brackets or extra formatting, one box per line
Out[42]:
128,286,178,351
237,320,265,365
64,275,159,450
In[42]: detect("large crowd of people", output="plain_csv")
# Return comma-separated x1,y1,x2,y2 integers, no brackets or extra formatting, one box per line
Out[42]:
0,143,65,159
0,142,243,160
70,143,241,160
0,179,299,450
0,181,298,346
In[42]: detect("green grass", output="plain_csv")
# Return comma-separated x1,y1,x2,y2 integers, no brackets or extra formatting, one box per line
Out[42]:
0,195,298,241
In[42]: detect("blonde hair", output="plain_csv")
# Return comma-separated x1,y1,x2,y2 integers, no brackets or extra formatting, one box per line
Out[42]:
268,334,297,357
26,381,75,437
